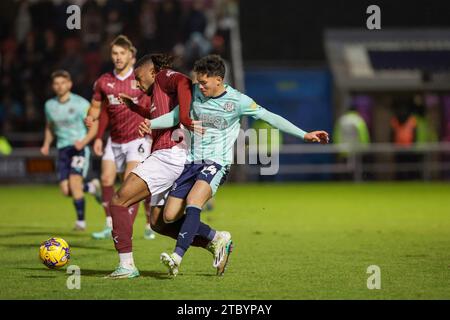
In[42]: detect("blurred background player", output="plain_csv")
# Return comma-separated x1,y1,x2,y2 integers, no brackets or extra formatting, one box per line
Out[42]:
0,133,12,156
85,35,155,240
333,102,371,179
40,70,101,231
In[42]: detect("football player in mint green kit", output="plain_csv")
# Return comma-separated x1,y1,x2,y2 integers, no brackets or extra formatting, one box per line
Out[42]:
140,55,329,276
41,70,101,231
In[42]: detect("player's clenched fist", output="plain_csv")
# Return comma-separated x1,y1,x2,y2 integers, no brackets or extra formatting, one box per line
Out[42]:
40,145,50,156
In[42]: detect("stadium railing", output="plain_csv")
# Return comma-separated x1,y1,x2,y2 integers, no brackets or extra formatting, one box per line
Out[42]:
245,142,450,181
2,142,450,183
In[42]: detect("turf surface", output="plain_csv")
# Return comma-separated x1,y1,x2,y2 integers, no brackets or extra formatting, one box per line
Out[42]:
0,183,449,299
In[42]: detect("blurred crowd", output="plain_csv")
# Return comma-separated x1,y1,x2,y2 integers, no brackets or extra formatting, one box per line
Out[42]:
0,0,236,143
333,93,450,180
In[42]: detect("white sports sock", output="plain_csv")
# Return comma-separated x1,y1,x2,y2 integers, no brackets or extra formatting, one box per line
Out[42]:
87,181,96,194
119,252,135,269
172,252,182,265
145,223,153,231
212,231,221,242
106,216,113,229
76,220,86,228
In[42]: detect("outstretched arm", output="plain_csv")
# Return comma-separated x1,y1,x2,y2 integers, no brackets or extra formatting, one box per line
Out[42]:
258,109,329,144
240,94,329,144
137,106,204,136
150,106,180,129
137,107,180,137
119,93,152,118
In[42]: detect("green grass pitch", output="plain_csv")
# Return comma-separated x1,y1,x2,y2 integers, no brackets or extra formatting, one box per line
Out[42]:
0,183,449,299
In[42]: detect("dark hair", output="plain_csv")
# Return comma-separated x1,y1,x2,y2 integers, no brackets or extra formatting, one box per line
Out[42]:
193,55,225,78
110,34,133,51
51,70,71,81
135,53,174,72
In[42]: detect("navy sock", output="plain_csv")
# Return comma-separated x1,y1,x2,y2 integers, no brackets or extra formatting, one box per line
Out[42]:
197,222,216,242
73,198,85,221
177,215,216,241
83,182,89,192
174,205,202,258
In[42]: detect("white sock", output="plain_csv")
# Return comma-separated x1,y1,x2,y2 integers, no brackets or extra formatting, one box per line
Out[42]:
212,231,221,242
76,220,86,228
145,223,153,231
172,252,182,265
106,216,113,229
119,252,135,269
87,181,96,194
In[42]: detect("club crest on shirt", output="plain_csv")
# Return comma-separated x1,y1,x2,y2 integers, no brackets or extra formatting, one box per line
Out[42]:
223,102,235,112
68,108,75,114
131,80,138,90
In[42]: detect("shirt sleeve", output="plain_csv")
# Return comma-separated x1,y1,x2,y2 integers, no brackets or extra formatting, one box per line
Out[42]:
156,70,193,127
239,93,306,140
127,95,152,118
150,106,180,129
238,93,267,119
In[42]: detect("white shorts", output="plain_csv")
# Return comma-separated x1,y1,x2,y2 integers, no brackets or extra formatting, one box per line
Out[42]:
102,137,152,173
132,144,187,206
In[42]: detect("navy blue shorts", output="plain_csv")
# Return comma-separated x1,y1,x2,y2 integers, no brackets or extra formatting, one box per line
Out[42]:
169,161,230,199
57,146,90,182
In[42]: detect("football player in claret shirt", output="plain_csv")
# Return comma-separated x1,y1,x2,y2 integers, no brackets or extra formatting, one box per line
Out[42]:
40,70,101,231
140,55,329,277
103,54,231,279
84,35,155,241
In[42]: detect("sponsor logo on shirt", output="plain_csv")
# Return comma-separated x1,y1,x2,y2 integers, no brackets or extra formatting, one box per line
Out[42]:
107,94,139,105
107,82,115,89
131,80,138,90
199,113,229,129
107,94,121,105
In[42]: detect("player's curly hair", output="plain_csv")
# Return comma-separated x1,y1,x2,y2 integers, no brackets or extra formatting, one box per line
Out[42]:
135,53,174,72
193,55,225,79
